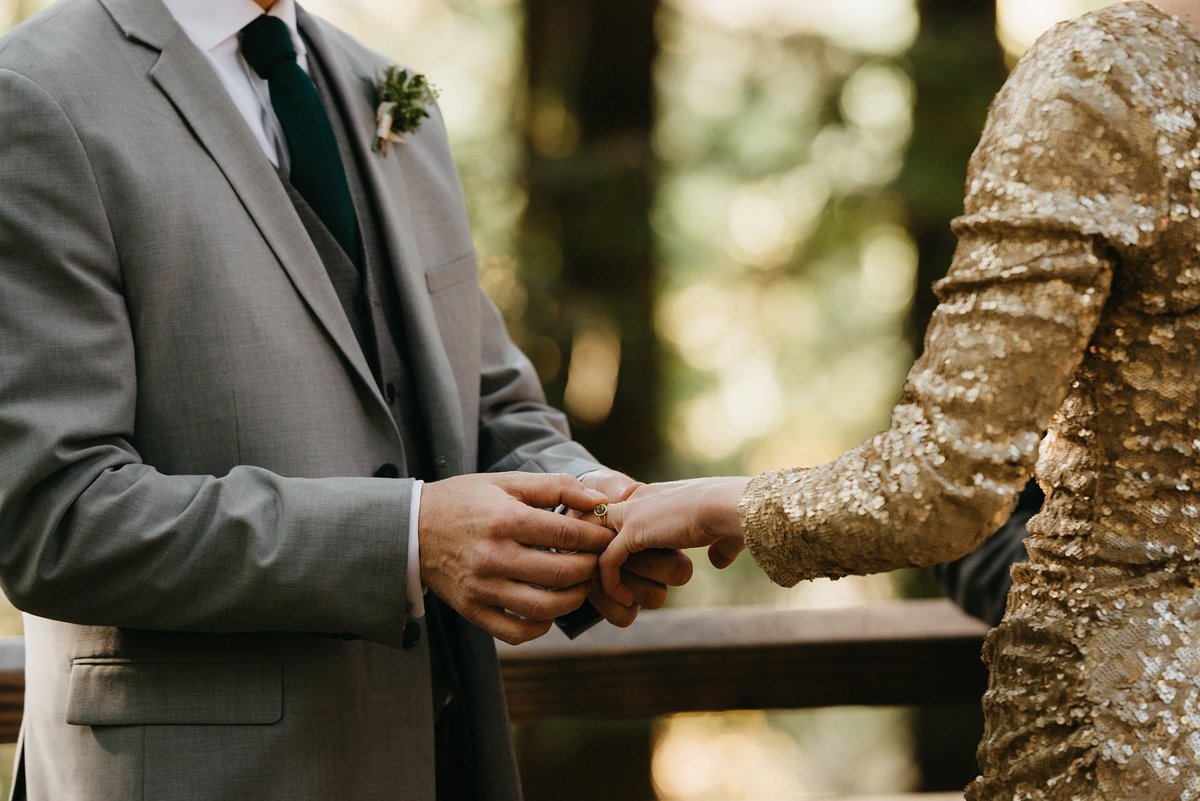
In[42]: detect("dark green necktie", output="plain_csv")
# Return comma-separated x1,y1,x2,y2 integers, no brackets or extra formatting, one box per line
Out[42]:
240,14,360,262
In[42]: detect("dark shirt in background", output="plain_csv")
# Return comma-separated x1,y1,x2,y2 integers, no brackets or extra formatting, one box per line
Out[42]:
933,480,1042,627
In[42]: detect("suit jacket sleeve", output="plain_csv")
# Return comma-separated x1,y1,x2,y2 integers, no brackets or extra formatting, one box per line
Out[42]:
0,68,418,648
474,290,601,478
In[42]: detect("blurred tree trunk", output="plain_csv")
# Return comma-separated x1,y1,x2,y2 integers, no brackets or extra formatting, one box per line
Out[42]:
516,2,660,799
900,0,1009,352
898,0,1009,792
517,0,661,480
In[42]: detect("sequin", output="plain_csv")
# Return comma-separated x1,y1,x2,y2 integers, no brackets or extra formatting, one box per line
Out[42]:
736,3,1200,797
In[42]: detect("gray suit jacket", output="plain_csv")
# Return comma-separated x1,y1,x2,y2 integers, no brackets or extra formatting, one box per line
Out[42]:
0,1,599,798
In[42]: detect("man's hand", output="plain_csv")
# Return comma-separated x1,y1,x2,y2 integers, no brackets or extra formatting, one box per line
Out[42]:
419,472,614,644
579,470,693,627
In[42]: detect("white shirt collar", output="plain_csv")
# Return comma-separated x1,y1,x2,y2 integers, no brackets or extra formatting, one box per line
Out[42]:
161,0,307,60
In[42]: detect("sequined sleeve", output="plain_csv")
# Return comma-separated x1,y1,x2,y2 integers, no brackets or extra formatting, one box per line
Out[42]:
739,14,1165,587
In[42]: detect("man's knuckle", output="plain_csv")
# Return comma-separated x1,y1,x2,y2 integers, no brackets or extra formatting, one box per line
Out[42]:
541,592,573,621
463,606,489,632
525,597,549,621
459,576,481,603
483,515,509,541
549,561,572,589
570,583,591,606
546,520,570,550
461,549,485,579
562,554,591,584
507,619,547,645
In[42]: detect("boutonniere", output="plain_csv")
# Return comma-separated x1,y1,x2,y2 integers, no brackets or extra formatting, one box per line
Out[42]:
372,65,440,156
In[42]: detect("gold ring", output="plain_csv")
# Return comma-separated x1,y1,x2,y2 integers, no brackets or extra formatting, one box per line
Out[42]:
593,503,608,525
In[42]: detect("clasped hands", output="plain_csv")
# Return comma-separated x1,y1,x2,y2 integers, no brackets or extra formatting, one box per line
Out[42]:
418,469,694,644
419,471,750,644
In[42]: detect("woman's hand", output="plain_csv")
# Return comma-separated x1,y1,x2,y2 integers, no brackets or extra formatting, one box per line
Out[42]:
576,469,693,627
597,476,751,606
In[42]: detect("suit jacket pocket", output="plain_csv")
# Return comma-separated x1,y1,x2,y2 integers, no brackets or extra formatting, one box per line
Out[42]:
65,659,282,726
424,253,478,294
423,254,482,421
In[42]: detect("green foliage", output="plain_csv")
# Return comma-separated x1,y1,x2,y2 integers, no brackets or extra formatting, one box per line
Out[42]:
374,66,440,142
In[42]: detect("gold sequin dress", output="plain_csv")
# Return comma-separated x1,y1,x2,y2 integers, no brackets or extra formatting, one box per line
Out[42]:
738,3,1200,797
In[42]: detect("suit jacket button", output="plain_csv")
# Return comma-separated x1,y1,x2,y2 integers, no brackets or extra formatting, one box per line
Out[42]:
385,383,397,405
374,463,400,478
402,620,421,649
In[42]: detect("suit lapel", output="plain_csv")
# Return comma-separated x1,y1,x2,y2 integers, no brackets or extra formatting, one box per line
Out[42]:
299,12,467,475
98,0,390,420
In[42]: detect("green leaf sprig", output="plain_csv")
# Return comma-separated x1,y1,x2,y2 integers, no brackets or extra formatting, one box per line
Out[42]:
372,66,441,155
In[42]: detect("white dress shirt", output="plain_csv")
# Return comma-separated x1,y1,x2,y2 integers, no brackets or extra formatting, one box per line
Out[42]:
162,0,306,171
161,0,426,618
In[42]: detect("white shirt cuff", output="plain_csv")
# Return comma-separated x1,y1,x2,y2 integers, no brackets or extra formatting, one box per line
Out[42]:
407,479,426,619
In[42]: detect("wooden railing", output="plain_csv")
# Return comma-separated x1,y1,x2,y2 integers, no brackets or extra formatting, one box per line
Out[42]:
0,598,989,739
0,637,21,743
500,599,989,720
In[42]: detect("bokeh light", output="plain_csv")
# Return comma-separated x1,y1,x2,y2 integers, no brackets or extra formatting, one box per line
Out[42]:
997,0,1118,58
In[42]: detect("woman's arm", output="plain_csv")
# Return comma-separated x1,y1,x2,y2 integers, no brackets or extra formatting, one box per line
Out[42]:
601,10,1164,597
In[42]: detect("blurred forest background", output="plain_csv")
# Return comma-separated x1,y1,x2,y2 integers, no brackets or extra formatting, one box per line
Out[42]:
0,0,1115,797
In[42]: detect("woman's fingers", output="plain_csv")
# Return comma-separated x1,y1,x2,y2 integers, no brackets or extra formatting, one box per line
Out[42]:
598,495,694,605
623,571,670,609
624,548,693,587
598,522,637,607
598,478,748,604
708,536,746,569
615,480,644,502
586,580,639,628
595,497,622,531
